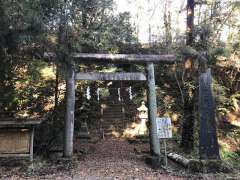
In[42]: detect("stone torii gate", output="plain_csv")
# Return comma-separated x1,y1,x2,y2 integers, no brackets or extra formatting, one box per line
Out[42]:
45,53,176,158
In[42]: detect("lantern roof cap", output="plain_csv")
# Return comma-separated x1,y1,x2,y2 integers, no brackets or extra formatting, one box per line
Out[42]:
137,101,148,112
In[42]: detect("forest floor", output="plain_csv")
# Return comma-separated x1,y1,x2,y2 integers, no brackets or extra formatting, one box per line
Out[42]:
0,138,238,180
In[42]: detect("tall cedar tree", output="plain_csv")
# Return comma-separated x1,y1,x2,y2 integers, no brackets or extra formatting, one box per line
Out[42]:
181,0,195,152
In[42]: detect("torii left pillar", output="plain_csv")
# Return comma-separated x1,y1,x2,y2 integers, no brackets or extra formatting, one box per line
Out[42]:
64,63,75,157
146,63,161,156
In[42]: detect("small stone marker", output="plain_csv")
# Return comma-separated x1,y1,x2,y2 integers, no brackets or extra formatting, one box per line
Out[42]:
78,122,91,139
199,69,220,160
156,117,172,139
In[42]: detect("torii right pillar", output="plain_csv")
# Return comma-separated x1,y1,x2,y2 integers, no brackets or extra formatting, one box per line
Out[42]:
146,62,161,156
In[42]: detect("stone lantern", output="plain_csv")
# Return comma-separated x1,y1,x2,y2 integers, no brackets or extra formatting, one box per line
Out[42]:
137,101,148,135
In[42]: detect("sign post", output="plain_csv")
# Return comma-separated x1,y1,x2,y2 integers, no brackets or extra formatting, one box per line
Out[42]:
156,117,172,167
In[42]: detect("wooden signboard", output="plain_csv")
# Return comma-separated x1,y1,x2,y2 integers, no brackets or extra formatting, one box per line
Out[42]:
156,117,172,139
156,117,172,167
0,129,29,154
0,119,41,161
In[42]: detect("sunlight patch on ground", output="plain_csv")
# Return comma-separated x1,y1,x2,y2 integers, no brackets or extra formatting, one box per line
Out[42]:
219,139,232,151
40,66,55,80
163,111,180,123
123,121,148,138
43,102,54,111
229,120,240,127
99,67,117,73
227,112,240,127
217,55,240,68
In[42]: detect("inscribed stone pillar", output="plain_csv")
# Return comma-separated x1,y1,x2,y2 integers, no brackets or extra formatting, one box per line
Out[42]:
199,68,220,160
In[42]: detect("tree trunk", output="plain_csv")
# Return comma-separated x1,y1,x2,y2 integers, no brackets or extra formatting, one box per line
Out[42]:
64,64,75,157
181,0,195,152
54,64,59,110
181,94,195,151
186,0,195,46
164,0,172,53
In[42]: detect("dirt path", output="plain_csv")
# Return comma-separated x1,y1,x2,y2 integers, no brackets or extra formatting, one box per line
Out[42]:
1,138,235,180
0,138,187,180
1,138,235,179
73,138,183,179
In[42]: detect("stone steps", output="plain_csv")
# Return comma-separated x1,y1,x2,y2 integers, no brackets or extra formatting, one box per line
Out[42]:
100,102,137,137
102,115,123,118
103,112,123,115
101,118,129,122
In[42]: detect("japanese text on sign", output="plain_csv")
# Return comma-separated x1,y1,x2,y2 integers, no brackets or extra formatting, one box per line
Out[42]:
156,117,172,139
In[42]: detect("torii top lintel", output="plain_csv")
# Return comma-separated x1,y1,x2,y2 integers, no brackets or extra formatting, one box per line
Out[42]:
44,52,176,64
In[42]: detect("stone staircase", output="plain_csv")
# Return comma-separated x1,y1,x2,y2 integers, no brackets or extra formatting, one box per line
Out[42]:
100,102,137,137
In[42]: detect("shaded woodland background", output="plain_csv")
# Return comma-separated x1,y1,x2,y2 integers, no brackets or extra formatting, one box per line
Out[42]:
0,0,239,171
